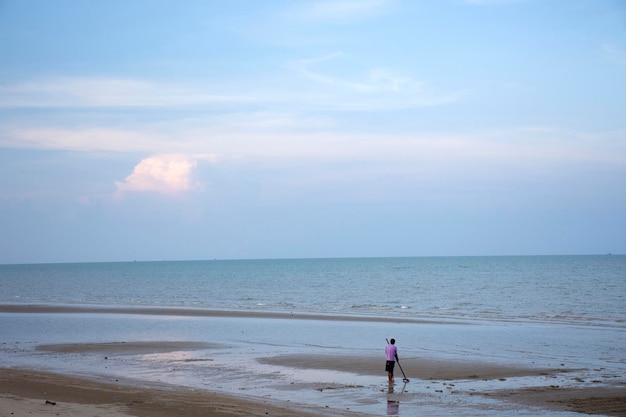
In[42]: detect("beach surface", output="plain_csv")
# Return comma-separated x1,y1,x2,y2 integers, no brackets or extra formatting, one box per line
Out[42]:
0,368,337,417
1,301,625,415
2,364,625,417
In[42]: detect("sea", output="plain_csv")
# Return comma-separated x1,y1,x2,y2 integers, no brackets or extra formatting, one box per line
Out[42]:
1,255,625,416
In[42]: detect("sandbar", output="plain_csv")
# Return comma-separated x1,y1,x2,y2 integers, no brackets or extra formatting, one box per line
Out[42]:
0,303,461,324
259,353,567,380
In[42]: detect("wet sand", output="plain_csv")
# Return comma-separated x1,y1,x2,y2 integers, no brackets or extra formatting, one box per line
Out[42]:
2,365,625,417
260,354,626,415
490,385,626,417
3,339,626,417
36,341,222,355
0,368,339,417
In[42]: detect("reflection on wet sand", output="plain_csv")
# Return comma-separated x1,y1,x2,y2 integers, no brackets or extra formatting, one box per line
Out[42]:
386,381,407,416
386,399,399,416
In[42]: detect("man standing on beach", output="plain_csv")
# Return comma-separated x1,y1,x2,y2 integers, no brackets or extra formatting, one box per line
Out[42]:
385,338,398,384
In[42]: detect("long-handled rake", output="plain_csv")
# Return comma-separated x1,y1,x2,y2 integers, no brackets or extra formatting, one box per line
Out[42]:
396,359,410,383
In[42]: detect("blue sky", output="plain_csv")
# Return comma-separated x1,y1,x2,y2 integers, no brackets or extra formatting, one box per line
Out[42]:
1,0,625,263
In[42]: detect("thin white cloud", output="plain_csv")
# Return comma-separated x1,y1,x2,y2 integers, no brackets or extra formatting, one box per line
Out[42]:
114,154,214,196
291,55,417,92
3,127,168,152
287,53,465,109
601,43,626,65
1,110,333,154
291,0,392,22
0,73,447,112
0,71,464,113
5,123,624,167
464,0,526,5
0,78,255,108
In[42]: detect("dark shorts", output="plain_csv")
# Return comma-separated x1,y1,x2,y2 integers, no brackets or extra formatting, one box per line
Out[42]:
385,360,395,373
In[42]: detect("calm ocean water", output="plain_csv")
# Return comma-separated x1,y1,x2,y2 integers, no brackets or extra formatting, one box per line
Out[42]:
1,255,624,327
1,256,625,416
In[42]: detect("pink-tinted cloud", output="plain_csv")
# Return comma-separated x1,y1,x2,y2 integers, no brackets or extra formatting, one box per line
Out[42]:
114,155,204,195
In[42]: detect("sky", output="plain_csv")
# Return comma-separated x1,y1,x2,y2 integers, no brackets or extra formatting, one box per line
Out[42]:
0,0,625,264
